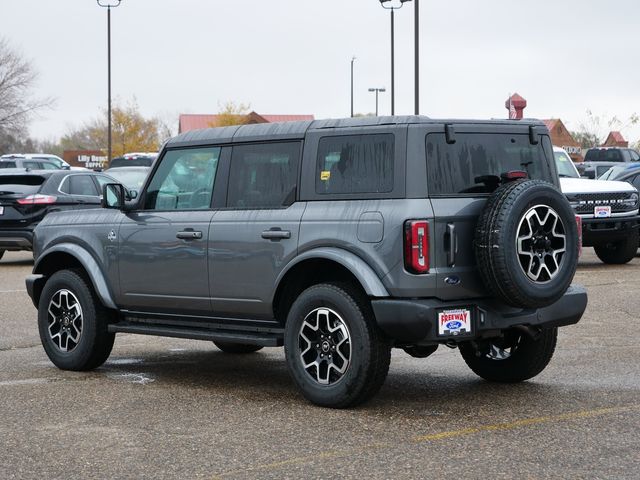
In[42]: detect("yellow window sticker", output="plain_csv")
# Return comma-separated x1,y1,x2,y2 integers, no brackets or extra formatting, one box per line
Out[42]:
320,170,331,181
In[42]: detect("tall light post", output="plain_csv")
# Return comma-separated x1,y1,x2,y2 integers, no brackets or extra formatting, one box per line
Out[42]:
350,56,356,117
379,0,412,116
97,0,121,163
414,0,419,115
368,87,386,116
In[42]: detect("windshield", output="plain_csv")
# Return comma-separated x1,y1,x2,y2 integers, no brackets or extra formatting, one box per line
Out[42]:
0,175,45,195
554,150,579,178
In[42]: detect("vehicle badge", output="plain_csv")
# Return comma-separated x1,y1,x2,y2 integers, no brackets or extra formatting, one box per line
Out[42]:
107,230,117,242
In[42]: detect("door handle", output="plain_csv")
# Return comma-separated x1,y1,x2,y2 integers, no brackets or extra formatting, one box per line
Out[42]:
261,228,291,240
446,223,458,266
176,230,203,240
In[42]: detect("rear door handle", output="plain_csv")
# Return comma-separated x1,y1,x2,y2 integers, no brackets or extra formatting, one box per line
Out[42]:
446,223,458,266
176,230,203,240
261,228,291,240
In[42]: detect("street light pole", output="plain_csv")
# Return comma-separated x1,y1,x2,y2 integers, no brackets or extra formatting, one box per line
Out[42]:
414,0,419,115
380,0,411,116
350,56,356,117
368,87,386,116
97,0,122,164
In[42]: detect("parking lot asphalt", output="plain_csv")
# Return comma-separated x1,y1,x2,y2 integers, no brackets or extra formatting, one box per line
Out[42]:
1,250,639,479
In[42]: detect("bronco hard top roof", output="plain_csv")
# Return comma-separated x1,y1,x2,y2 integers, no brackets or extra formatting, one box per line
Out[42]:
166,116,548,148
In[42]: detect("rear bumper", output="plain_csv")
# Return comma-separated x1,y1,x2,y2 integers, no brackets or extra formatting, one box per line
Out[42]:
371,284,588,344
0,229,33,251
581,215,640,246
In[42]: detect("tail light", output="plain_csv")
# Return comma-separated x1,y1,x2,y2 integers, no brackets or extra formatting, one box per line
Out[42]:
575,215,582,257
16,194,57,205
404,220,429,274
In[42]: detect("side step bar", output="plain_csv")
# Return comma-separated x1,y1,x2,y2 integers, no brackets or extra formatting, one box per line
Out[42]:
108,320,284,347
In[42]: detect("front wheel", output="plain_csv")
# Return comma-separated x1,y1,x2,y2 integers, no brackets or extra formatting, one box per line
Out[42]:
38,270,115,371
459,328,557,383
594,229,639,264
284,283,391,408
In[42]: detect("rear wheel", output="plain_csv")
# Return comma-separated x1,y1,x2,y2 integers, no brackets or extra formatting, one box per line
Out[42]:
213,341,263,354
38,270,115,371
284,283,391,408
594,230,639,264
459,328,557,382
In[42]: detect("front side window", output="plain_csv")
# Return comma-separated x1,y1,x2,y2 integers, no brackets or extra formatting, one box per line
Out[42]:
144,147,220,210
426,133,553,195
316,134,394,195
227,142,300,209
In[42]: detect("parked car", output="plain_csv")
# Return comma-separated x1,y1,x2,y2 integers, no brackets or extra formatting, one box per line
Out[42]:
104,166,150,194
0,170,118,260
598,162,640,181
554,147,639,264
27,117,586,408
109,153,156,168
578,147,640,179
0,157,61,171
1,154,72,170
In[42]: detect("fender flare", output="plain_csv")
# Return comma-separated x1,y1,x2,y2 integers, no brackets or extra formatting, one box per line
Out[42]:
33,243,117,310
274,247,390,298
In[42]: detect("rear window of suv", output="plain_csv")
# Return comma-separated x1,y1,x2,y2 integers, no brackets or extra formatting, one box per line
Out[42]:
0,175,45,194
426,133,553,195
584,149,623,162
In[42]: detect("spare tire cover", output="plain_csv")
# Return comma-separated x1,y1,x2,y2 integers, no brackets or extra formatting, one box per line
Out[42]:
474,179,579,309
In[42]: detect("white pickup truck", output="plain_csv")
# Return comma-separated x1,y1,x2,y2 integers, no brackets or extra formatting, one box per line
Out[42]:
554,147,639,264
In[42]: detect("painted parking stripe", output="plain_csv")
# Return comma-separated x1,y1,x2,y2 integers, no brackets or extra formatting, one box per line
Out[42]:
414,404,639,442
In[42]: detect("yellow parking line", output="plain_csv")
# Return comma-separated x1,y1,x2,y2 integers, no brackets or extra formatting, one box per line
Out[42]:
414,404,639,442
212,404,638,478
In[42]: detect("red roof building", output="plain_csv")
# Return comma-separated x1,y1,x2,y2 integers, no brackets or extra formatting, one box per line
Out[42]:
542,118,583,162
602,131,628,148
178,112,315,133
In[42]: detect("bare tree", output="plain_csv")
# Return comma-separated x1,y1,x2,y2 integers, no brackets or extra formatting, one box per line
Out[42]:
0,37,52,135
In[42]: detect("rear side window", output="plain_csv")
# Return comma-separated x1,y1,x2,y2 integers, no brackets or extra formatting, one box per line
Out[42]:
0,175,45,194
584,149,623,162
60,175,99,196
227,142,300,209
316,134,394,195
426,133,553,195
0,161,16,168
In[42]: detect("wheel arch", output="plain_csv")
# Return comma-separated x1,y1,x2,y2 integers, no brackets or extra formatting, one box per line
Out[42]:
272,248,389,325
31,244,117,310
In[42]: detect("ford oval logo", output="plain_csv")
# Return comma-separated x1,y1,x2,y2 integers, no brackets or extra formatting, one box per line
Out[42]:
444,276,461,286
446,320,462,330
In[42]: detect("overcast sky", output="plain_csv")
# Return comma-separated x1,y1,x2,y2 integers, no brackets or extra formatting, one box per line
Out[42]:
4,0,640,142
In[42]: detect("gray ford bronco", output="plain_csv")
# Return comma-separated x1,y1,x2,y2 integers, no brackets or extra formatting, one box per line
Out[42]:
27,117,587,408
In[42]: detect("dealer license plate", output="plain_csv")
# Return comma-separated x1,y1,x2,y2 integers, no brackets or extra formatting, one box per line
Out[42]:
0,206,4,215
438,308,472,336
594,206,611,218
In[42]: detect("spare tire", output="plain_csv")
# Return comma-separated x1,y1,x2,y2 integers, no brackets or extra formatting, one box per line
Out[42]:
475,179,579,309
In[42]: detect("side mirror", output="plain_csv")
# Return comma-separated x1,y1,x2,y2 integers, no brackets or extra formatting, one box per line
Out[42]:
102,183,125,209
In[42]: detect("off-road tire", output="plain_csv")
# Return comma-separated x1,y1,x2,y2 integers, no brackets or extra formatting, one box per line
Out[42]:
213,341,263,354
38,269,115,371
593,229,639,264
284,283,391,408
475,179,579,308
459,328,557,382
